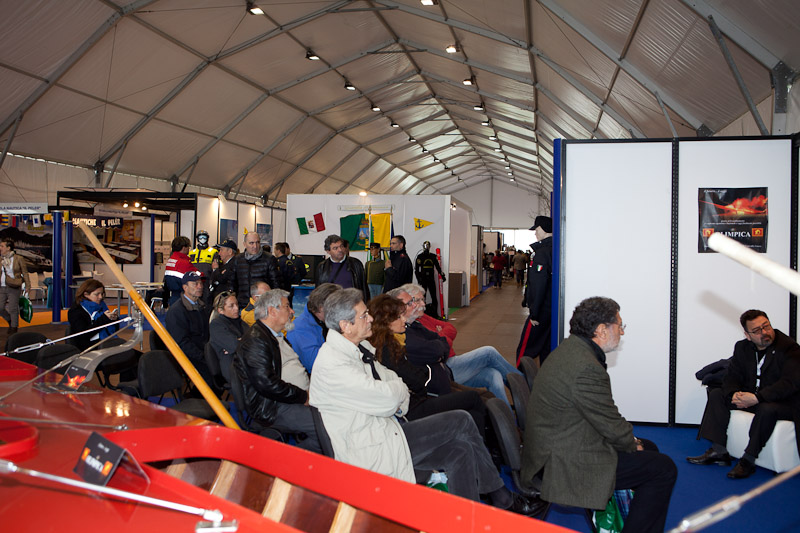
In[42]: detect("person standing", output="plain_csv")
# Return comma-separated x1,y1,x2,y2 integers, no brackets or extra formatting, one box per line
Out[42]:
315,234,368,302
209,239,237,298
516,216,553,365
382,235,413,293
163,236,194,307
513,249,527,288
490,250,505,289
365,243,385,300
165,271,213,384
414,241,445,315
233,232,282,309
0,238,30,335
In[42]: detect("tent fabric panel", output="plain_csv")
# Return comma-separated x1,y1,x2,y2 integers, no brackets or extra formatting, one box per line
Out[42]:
185,142,263,190
157,65,265,138
117,119,213,180
0,68,45,131
0,0,113,78
329,150,380,182
553,0,643,57
454,33,532,80
136,0,277,59
265,120,335,166
298,135,360,176
278,70,357,112
626,0,770,132
218,33,317,90
224,97,305,152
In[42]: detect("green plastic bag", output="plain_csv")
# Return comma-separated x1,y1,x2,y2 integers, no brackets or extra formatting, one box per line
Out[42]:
593,495,624,533
18,295,33,323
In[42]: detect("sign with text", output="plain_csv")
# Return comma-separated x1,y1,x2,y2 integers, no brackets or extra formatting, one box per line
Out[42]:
698,187,768,253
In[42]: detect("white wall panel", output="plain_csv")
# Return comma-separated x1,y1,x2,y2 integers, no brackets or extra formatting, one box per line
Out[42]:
563,141,673,423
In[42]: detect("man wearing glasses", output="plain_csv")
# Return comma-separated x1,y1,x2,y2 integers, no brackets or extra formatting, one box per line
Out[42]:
521,297,676,533
688,309,800,479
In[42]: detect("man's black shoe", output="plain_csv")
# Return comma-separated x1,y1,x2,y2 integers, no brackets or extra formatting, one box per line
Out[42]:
727,458,756,479
686,448,732,466
509,493,548,518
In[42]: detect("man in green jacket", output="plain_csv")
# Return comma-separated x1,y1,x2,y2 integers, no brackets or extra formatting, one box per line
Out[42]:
521,296,677,533
365,243,385,300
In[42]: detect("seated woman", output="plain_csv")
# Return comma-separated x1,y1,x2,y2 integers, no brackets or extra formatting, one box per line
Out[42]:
367,294,486,436
208,291,244,383
68,279,120,351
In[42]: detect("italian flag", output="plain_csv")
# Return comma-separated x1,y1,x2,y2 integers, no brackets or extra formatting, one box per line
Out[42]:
297,213,325,235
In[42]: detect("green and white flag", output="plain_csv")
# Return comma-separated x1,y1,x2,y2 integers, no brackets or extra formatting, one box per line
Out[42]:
297,213,325,235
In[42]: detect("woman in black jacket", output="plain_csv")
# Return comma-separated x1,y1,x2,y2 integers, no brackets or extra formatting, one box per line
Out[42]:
68,279,119,351
208,291,245,383
366,294,486,436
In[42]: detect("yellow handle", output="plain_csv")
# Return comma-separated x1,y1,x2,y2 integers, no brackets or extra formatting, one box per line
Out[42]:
76,222,240,429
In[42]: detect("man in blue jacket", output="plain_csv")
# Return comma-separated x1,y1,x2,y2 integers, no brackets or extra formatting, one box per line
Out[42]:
286,283,342,373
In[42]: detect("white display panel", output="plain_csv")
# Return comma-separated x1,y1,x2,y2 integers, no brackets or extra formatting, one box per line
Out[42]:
563,141,673,423
675,138,792,424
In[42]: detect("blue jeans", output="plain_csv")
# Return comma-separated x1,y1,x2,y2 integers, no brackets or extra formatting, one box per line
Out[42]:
368,284,383,300
446,346,522,405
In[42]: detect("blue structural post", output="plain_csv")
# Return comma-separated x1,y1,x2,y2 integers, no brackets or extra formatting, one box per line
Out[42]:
51,211,63,323
64,220,73,308
150,214,156,283
550,138,562,351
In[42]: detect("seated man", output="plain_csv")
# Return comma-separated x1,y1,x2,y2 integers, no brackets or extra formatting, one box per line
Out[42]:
390,284,523,405
286,283,342,373
688,309,800,478
233,289,320,453
521,297,676,533
309,288,542,515
165,271,213,384
241,280,270,327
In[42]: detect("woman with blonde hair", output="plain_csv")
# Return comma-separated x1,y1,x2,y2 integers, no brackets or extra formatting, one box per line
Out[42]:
209,290,245,382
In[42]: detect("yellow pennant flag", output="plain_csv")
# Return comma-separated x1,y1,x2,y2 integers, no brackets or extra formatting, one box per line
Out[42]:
414,218,433,231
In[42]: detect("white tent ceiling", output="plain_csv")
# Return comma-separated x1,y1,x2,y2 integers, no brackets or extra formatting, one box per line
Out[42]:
1,0,798,204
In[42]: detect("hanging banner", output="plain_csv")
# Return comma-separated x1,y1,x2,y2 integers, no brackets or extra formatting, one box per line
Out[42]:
75,219,143,264
339,213,368,251
0,202,48,214
370,213,391,247
698,187,768,253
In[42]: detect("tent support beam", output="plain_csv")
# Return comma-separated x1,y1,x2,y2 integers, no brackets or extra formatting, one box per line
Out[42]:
655,93,679,138
101,140,127,188
771,61,794,135
707,15,768,136
0,115,22,171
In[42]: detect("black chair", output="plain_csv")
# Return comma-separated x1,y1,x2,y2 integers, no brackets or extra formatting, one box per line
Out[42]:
228,364,283,441
94,337,140,388
310,406,335,458
507,372,531,430
137,350,216,421
35,343,79,369
485,398,596,530
149,330,167,351
6,331,47,364
204,342,230,395
519,356,538,390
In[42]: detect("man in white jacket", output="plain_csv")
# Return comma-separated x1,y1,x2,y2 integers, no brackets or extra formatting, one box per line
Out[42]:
309,288,544,515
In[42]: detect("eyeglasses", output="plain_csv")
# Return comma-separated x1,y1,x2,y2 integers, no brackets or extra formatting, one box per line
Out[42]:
608,321,626,333
405,297,423,307
748,322,772,335
355,311,370,321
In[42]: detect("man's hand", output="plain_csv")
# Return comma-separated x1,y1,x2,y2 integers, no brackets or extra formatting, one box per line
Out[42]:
530,319,539,326
732,391,759,408
385,258,392,269
634,437,644,451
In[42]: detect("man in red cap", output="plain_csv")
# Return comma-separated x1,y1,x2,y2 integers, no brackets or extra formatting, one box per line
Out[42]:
516,215,553,366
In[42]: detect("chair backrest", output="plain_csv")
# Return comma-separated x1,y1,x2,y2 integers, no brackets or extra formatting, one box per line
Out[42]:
36,343,79,369
310,406,336,458
519,356,538,390
204,342,228,391
149,330,167,351
6,331,47,364
507,372,531,430
228,365,253,430
485,397,540,499
137,350,184,398
28,272,39,287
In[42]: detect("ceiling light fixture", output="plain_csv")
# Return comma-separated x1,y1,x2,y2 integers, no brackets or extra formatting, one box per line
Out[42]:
359,191,368,197
509,177,515,182
217,193,226,203
473,104,484,111
462,77,474,86
494,148,502,152
422,147,429,153
141,205,147,211
122,201,128,208
489,135,497,141
134,201,140,208
445,44,458,54
247,2,264,15
409,137,416,142
371,103,381,112
306,50,320,61
344,80,355,91
421,0,438,5
507,172,513,176
481,121,490,126
390,121,399,127
505,165,511,169
433,157,439,162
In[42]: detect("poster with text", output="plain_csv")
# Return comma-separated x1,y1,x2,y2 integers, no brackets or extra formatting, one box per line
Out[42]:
698,187,768,253
74,218,142,264
0,216,53,272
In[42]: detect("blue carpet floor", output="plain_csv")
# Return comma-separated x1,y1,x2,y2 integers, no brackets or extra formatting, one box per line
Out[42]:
541,425,800,532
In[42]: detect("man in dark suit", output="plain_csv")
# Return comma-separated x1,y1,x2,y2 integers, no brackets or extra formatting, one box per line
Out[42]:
688,309,800,478
521,296,677,533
